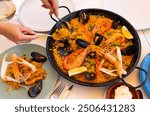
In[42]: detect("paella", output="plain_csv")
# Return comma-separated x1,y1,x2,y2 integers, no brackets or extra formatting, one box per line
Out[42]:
49,11,136,84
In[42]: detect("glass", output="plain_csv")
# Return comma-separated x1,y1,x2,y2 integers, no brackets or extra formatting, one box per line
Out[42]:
0,0,16,22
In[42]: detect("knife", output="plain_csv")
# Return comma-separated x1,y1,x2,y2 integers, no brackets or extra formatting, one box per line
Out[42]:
59,85,73,99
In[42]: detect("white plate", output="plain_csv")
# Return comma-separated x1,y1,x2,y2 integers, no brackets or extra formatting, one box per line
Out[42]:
18,0,75,32
0,44,58,99
103,0,150,30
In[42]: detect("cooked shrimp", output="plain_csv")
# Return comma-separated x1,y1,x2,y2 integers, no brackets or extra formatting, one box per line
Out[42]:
10,54,24,83
63,45,123,77
63,48,89,70
105,33,125,44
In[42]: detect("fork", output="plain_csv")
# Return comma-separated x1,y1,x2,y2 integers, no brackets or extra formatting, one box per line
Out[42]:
49,81,66,99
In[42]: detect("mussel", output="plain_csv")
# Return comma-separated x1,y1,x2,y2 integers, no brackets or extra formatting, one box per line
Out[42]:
94,33,103,46
31,52,47,62
79,11,89,25
57,47,71,56
28,80,42,97
59,39,69,45
112,21,119,29
57,39,72,56
121,45,137,55
85,72,96,81
76,39,89,48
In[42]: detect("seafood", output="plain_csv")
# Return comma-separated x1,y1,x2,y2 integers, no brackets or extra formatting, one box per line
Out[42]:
94,33,103,46
63,45,124,77
111,21,119,29
79,11,89,24
0,54,36,83
51,14,135,84
10,54,24,83
91,18,112,36
76,39,89,48
99,68,118,77
85,72,96,80
121,45,137,55
105,33,125,44
28,80,42,97
0,54,18,82
31,52,47,62
57,47,71,56
63,48,89,70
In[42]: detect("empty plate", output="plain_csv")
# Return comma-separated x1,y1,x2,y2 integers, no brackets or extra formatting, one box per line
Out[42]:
18,0,75,32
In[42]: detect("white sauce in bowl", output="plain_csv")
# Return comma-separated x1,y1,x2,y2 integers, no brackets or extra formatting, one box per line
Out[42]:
114,85,133,99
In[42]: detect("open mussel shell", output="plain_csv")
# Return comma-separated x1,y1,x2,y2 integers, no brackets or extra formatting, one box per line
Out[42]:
111,21,119,29
79,11,89,25
59,39,69,45
28,80,42,97
57,47,71,56
121,45,137,55
94,33,103,46
57,39,72,56
85,72,96,81
76,39,89,48
31,52,47,62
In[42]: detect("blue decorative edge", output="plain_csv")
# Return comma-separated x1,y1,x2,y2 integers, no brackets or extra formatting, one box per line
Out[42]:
139,53,150,97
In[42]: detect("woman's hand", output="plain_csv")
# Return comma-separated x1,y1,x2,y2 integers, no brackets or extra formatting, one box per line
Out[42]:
41,0,59,17
0,23,39,44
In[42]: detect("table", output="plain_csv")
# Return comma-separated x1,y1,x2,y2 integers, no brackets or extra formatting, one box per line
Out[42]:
0,0,150,99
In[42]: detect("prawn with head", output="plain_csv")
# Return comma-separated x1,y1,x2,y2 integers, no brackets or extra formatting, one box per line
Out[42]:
0,54,36,83
63,45,126,78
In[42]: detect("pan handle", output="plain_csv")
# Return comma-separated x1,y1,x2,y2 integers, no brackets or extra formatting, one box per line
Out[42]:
119,67,148,89
50,6,71,22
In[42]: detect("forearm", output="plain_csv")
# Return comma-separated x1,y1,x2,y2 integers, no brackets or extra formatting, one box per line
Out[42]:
0,22,7,35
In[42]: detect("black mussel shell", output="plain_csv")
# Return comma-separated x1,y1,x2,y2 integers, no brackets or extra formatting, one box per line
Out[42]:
88,51,96,58
112,21,119,29
85,72,96,81
76,39,89,48
57,47,71,56
31,52,47,62
121,45,137,55
59,39,69,45
94,33,103,46
79,11,89,25
28,80,42,97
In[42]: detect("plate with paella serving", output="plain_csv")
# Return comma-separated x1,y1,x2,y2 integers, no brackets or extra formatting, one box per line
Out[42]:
46,8,141,87
0,44,58,99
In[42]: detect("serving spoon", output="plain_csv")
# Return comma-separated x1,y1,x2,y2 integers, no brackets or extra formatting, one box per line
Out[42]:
36,33,52,37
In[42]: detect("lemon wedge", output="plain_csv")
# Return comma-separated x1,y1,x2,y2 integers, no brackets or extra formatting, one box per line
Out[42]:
122,26,133,39
68,66,87,76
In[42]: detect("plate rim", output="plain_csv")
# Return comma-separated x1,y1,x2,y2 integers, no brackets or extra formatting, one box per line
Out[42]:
17,0,50,32
0,43,58,99
139,53,150,97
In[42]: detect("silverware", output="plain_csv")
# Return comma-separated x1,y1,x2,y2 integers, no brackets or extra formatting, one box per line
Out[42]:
59,85,73,99
49,81,66,99
37,33,51,37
